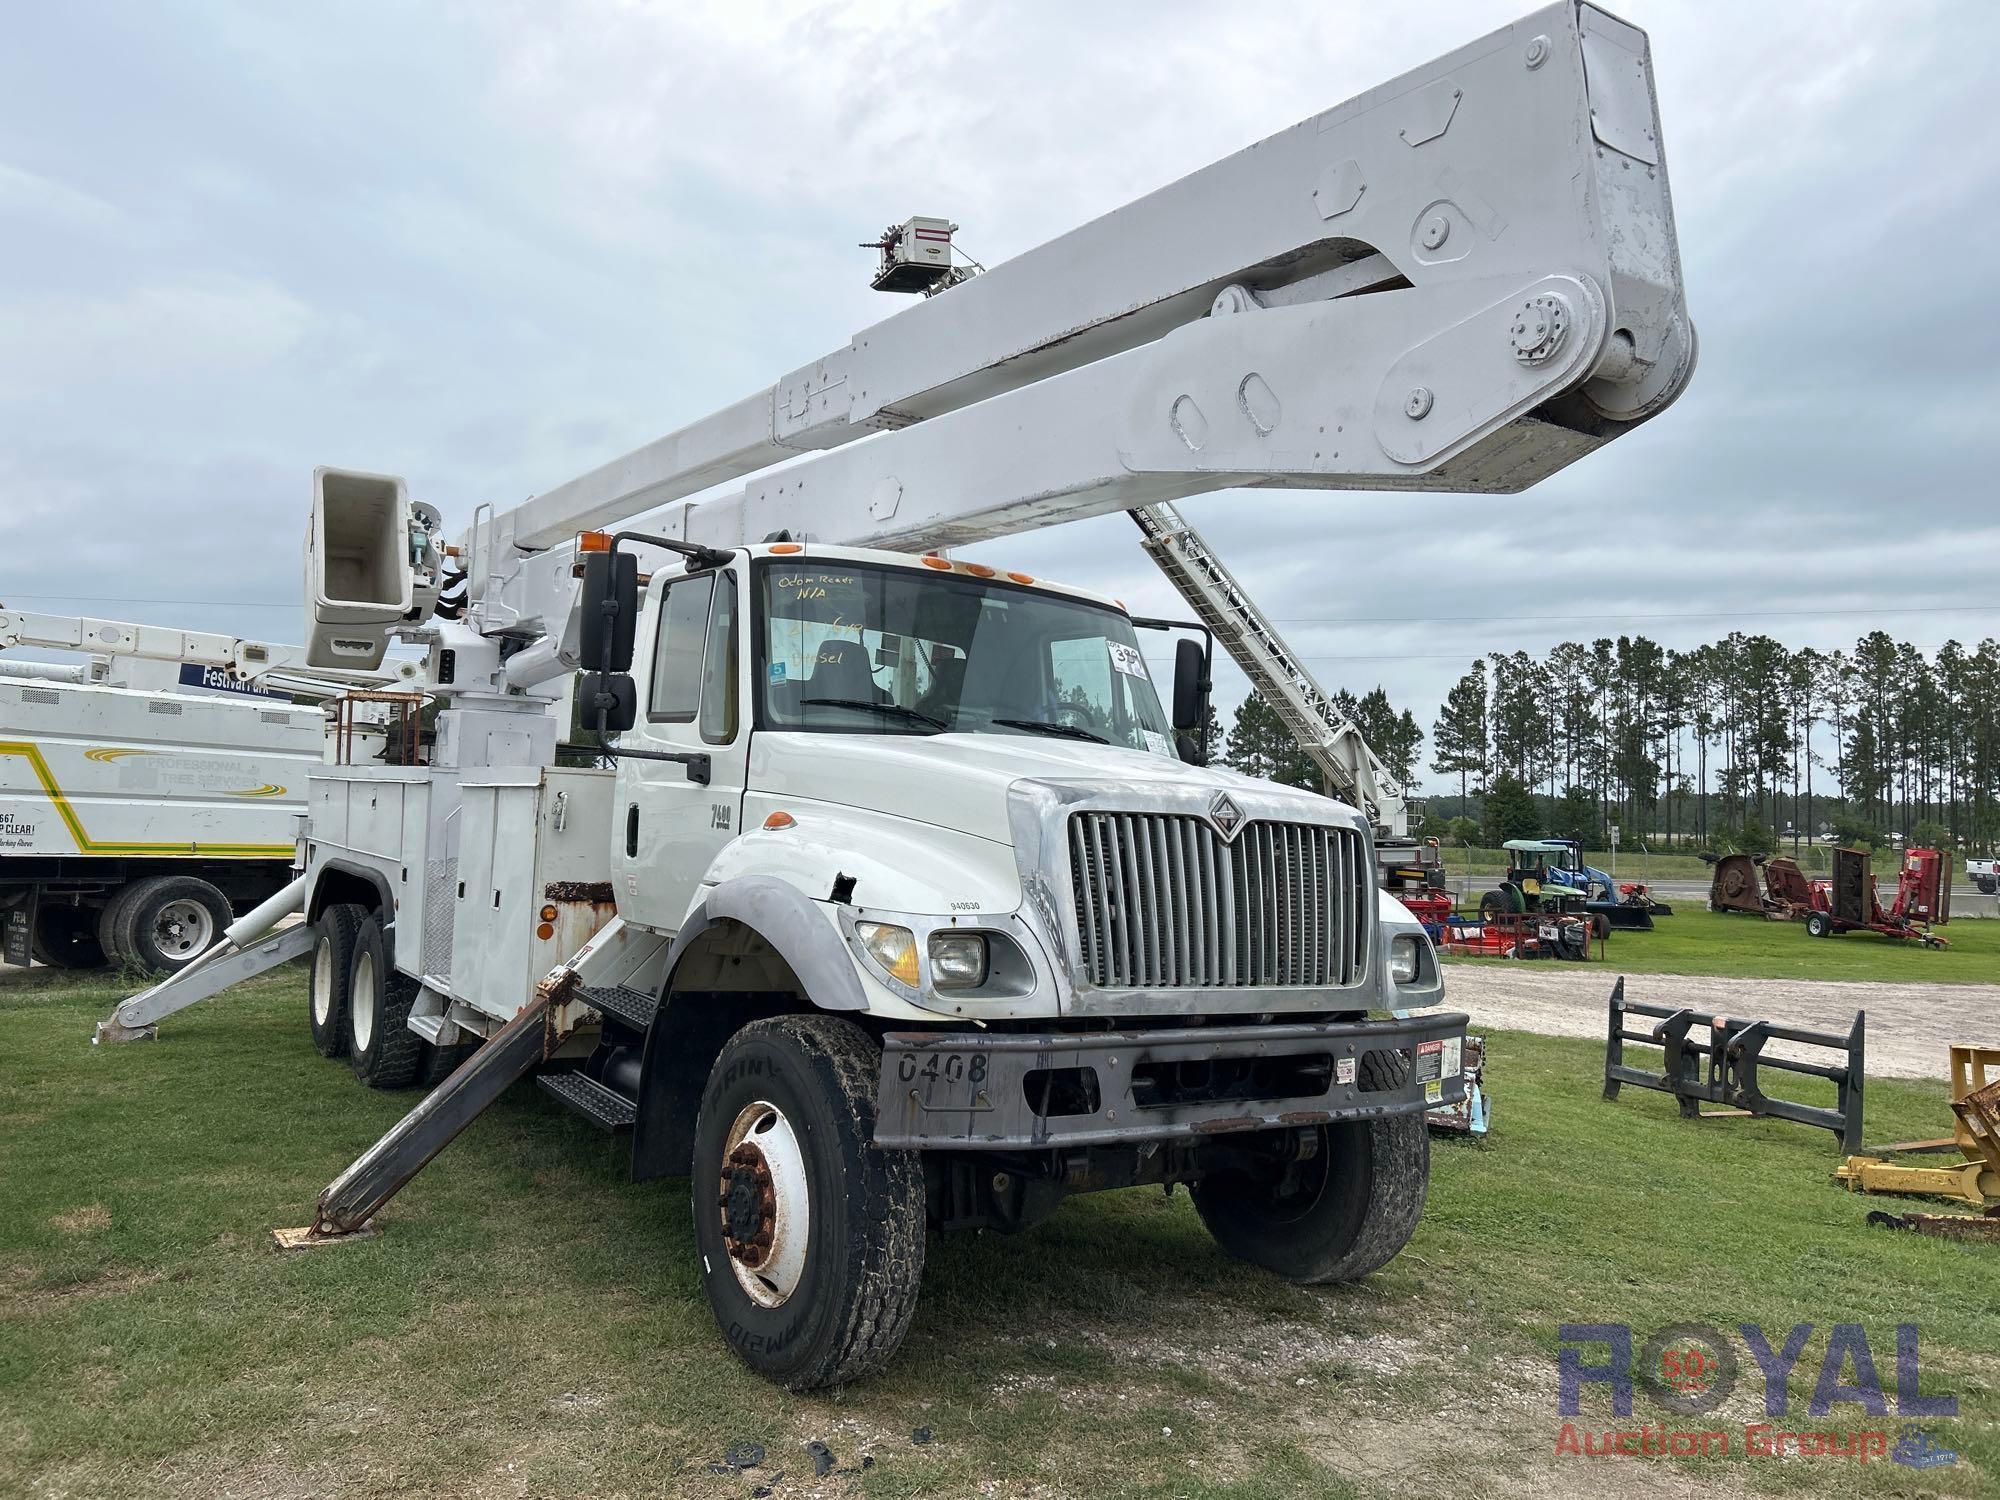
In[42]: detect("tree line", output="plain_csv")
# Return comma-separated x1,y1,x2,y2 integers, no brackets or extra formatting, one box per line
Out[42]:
1215,630,2000,853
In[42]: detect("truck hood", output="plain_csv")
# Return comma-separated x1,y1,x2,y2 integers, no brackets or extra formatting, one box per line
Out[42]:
747,730,1315,844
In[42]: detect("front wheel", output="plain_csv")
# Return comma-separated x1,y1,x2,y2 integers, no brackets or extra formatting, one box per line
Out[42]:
690,1014,925,1390
1192,1112,1430,1284
1805,911,1833,939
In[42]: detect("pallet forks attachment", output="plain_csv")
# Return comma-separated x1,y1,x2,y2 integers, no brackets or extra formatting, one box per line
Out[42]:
1602,977,1865,1152
276,992,552,1247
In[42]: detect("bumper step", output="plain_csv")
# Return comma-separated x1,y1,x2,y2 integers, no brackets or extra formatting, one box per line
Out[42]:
577,984,657,1035
536,1070,637,1132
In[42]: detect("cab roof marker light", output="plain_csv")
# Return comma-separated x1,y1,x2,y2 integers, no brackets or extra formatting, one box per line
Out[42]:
768,542,804,555
1007,571,1034,584
964,563,996,578
920,556,952,570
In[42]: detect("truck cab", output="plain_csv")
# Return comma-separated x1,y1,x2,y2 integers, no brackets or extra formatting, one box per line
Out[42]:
612,542,1445,1021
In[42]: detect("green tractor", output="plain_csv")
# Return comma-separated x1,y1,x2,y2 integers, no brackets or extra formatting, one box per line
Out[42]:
1477,838,1656,935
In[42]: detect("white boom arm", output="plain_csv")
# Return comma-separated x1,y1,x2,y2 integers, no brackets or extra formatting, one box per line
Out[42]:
312,2,1688,740
0,609,420,698
471,2,1685,592
1132,502,1408,835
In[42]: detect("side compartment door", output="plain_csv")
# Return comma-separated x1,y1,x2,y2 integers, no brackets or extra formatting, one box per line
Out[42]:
614,565,747,932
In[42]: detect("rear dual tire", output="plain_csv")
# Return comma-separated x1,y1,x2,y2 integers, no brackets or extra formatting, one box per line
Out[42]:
30,903,105,968
345,915,423,1089
309,904,364,1057
308,904,453,1085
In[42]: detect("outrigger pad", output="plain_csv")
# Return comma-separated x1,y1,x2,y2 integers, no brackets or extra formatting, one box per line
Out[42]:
273,1222,381,1251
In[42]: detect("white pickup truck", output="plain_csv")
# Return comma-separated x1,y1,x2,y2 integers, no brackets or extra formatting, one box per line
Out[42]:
1970,857,1998,896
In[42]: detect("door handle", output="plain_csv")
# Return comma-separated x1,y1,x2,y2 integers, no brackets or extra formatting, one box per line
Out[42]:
626,803,639,858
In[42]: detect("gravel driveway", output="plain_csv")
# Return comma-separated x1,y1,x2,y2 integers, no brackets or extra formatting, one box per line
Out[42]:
1442,965,1998,1079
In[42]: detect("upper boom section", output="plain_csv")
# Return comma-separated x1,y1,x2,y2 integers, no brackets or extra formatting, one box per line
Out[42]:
491,1,1690,566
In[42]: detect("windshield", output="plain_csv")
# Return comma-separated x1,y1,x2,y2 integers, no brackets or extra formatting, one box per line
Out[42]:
759,560,1178,756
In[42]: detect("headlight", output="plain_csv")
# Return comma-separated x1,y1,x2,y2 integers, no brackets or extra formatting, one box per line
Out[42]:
1390,935,1422,985
856,921,919,986
928,932,989,988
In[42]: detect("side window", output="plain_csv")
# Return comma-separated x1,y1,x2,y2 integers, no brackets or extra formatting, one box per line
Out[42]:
699,574,738,743
649,574,714,722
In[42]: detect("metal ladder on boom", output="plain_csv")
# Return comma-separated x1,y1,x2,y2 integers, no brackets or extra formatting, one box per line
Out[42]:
1133,503,1407,837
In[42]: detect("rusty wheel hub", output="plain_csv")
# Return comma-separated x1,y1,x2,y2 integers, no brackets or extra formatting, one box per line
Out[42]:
715,1100,811,1308
719,1142,777,1267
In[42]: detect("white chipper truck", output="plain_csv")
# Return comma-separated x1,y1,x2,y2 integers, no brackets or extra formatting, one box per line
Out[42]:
104,2,1692,1388
0,610,416,973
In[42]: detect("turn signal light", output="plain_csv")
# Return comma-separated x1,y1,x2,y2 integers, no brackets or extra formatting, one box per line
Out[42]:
856,921,920,986
764,811,797,830
577,531,612,553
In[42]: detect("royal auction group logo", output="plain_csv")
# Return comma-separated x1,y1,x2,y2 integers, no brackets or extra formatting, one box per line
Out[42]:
1556,1322,1958,1469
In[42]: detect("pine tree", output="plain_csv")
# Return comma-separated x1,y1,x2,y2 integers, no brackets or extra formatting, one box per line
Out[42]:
1482,771,1541,844
1223,693,1318,790
1430,660,1489,806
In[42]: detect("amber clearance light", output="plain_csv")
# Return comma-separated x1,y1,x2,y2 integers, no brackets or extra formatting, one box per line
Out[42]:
764,811,797,830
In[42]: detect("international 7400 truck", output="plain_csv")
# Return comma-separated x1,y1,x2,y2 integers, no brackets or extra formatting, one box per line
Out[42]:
104,2,1694,1389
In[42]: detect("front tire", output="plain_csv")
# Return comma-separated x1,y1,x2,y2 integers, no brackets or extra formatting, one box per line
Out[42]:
345,915,423,1088
691,1014,925,1390
1193,1112,1430,1284
1805,911,1833,938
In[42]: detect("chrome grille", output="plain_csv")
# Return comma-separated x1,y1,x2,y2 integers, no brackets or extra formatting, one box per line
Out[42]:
1067,813,1369,989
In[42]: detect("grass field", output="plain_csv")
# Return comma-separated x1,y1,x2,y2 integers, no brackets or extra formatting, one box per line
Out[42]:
3,965,1996,1498
1440,906,2000,985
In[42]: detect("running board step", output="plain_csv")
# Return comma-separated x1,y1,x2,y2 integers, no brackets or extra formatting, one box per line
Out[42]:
536,1070,637,1132
577,984,657,1035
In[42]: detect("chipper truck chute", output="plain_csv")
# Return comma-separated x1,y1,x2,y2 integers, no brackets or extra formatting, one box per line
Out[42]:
106,1,1693,1389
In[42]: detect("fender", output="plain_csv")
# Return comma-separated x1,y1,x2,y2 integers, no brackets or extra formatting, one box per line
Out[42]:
306,858,396,925
629,875,867,1181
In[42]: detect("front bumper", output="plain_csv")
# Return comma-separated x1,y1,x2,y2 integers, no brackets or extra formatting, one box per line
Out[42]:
874,1012,1470,1150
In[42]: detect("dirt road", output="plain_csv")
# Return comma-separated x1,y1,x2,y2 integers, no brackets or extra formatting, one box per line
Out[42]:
1444,965,1997,1079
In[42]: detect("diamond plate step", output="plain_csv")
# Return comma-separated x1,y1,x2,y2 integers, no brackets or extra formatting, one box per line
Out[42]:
578,984,657,1035
535,1070,637,1132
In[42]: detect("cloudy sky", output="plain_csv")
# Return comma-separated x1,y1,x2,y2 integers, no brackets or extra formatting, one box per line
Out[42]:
4,1,1996,790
